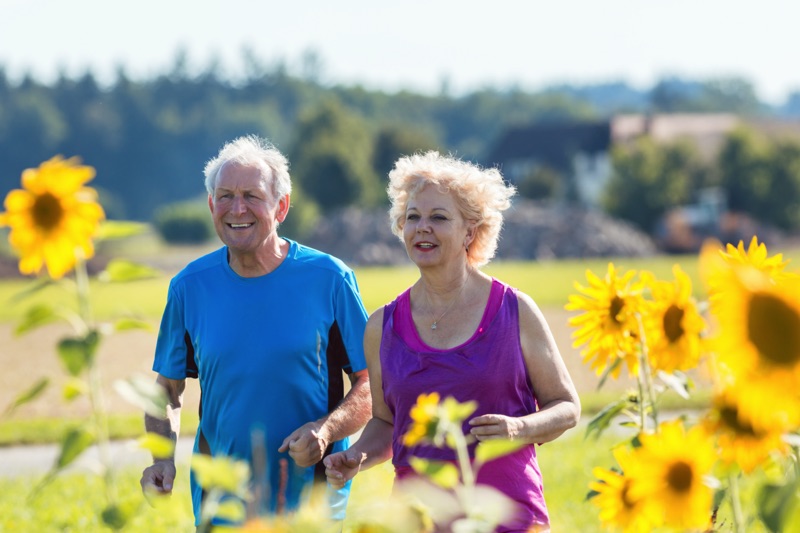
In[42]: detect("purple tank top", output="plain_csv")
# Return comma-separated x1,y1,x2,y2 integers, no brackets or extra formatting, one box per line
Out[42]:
380,279,549,529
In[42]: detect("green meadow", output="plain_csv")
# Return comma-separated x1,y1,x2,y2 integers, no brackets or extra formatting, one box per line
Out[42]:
0,253,706,322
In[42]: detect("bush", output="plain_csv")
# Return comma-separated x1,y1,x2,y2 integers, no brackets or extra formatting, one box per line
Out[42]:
153,201,215,244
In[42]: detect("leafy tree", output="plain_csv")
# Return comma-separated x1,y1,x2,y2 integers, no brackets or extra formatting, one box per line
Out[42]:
516,166,562,201
603,138,703,231
372,125,441,192
716,127,773,217
288,99,380,211
767,139,800,230
153,200,215,244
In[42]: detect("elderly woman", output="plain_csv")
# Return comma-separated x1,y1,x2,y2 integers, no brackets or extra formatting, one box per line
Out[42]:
324,152,580,532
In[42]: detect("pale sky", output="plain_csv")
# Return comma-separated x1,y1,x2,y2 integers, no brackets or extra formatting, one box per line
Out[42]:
1,0,798,105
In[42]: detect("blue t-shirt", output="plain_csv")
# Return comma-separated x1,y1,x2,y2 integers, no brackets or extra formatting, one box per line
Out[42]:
152,239,368,523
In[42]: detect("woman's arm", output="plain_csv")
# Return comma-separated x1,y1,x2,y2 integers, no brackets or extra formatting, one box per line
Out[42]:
469,291,581,444
324,308,395,487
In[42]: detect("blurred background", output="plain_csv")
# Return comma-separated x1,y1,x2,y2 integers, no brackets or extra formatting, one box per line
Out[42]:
1,0,799,269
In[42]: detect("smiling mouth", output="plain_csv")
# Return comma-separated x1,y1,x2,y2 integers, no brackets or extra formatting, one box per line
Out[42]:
228,223,253,229
416,243,435,249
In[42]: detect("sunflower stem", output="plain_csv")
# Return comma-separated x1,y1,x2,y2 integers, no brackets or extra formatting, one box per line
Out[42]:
74,251,93,325
635,314,659,431
728,471,746,533
451,423,475,489
75,256,116,505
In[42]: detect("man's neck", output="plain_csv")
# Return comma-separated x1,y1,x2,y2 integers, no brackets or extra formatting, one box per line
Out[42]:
227,238,289,278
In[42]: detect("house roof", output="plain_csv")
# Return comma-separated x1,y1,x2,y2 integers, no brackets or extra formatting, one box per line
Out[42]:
486,121,611,169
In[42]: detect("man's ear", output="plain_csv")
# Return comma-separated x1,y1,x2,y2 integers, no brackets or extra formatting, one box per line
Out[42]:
208,194,214,214
276,194,290,223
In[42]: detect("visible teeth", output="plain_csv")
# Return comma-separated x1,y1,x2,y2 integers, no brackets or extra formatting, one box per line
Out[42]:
230,223,251,228
418,243,434,248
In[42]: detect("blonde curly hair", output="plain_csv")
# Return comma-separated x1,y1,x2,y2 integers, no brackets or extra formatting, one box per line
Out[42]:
387,151,516,268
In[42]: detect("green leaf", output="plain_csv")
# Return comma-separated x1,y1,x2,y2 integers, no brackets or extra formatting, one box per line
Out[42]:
95,220,149,241
596,357,623,390
215,499,246,522
409,457,459,489
62,378,87,401
100,498,139,530
758,480,800,533
114,317,154,332
55,427,95,469
441,396,477,425
138,433,175,460
585,396,631,440
101,504,129,530
191,454,250,497
475,439,526,467
57,330,100,376
99,259,160,282
15,304,59,335
113,375,168,417
10,278,55,304
2,377,49,417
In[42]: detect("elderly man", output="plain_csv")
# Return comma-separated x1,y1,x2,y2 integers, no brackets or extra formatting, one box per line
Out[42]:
140,135,371,525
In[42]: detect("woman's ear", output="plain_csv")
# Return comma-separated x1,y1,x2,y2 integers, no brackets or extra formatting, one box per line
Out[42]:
464,224,477,249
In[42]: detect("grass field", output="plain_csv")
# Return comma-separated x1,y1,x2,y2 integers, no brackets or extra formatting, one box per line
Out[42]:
0,428,778,532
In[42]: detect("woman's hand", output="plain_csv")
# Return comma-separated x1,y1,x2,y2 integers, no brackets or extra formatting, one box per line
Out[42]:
468,414,525,441
323,449,366,488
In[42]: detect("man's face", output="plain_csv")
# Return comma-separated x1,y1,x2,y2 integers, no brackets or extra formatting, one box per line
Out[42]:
208,161,288,254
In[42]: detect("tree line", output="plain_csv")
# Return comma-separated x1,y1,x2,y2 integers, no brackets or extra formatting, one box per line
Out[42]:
1,52,799,241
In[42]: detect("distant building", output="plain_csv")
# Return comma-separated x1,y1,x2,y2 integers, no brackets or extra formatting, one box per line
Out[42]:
486,113,800,207
487,113,800,252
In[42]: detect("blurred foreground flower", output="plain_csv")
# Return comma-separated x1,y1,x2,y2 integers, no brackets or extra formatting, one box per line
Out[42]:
591,421,717,532
590,447,658,533
0,156,104,278
702,388,788,474
700,240,800,432
400,393,522,532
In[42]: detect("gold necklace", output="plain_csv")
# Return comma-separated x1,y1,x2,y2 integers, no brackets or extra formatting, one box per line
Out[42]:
427,271,471,331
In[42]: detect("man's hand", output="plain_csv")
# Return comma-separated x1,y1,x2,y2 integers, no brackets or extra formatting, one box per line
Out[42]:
140,459,177,502
323,449,364,489
278,421,331,468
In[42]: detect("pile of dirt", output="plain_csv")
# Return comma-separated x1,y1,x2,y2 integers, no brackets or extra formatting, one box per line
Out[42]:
304,201,658,266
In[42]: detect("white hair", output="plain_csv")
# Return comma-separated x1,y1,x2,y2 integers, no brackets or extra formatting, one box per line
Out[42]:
203,135,292,199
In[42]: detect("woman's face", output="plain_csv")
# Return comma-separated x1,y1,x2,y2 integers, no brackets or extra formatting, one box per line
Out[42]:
402,184,473,269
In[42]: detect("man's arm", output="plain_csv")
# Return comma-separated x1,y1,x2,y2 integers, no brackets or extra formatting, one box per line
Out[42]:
140,374,186,496
279,368,371,468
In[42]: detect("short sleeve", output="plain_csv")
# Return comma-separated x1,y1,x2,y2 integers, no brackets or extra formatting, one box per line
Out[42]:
152,280,191,380
333,269,369,374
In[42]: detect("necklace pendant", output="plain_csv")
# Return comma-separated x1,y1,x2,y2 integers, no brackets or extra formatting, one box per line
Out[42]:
431,322,438,330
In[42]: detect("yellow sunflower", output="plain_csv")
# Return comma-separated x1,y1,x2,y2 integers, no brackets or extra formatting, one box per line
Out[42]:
703,262,800,431
631,420,717,531
403,392,441,447
721,236,793,279
566,263,645,378
702,387,788,473
0,156,105,279
640,266,707,373
590,447,660,533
